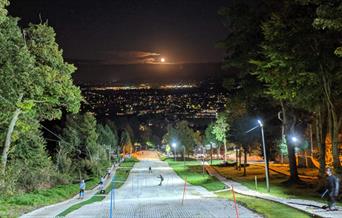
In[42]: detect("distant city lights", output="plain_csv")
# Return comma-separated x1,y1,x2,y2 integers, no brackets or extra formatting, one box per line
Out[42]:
89,83,197,91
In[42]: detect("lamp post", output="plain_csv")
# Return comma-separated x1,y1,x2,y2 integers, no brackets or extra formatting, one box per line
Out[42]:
258,120,270,192
172,143,177,161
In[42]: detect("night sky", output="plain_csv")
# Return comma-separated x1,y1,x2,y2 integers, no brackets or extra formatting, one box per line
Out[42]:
9,0,230,84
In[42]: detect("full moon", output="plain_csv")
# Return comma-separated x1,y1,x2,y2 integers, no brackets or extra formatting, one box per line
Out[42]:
160,58,165,63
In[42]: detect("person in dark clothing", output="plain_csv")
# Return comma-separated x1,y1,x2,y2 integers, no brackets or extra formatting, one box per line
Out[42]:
158,174,164,186
325,168,339,210
149,166,152,174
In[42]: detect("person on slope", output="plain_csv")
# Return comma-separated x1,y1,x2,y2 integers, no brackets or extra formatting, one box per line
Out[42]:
99,177,105,194
325,168,340,211
79,180,86,199
158,174,164,186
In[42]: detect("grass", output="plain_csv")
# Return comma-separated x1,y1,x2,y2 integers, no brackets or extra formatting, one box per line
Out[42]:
164,157,313,217
216,191,311,218
0,178,98,218
56,195,105,217
212,163,342,206
165,158,225,191
57,157,139,216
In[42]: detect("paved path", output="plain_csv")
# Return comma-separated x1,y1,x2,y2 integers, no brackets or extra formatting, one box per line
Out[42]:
67,151,261,218
20,165,117,218
205,164,342,218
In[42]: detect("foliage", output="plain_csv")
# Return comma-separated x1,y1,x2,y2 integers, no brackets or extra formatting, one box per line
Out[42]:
140,124,152,145
97,123,117,149
163,121,195,154
25,23,82,120
106,120,119,147
311,0,342,57
58,113,107,179
0,178,97,218
218,0,273,72
0,1,82,201
212,112,230,144
165,144,171,154
253,0,342,171
175,121,196,153
204,123,218,146
121,129,133,154
193,130,203,146
162,124,178,147
277,136,288,156
0,0,9,24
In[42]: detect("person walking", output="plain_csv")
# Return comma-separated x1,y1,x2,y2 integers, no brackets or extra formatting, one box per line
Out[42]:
149,166,152,174
158,174,164,186
325,168,339,210
99,177,105,194
79,180,86,199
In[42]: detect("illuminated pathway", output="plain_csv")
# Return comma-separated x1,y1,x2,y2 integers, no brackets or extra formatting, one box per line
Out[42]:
67,151,261,218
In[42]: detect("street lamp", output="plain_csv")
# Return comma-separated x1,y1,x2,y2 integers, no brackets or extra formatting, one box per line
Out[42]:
290,135,307,167
172,143,177,161
257,120,270,192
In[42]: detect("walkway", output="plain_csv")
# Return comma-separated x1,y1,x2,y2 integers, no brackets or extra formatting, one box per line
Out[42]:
67,151,261,218
205,164,342,218
21,165,117,218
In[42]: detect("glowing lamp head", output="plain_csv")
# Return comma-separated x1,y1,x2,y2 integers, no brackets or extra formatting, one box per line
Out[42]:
291,136,298,143
257,120,263,127
161,58,165,63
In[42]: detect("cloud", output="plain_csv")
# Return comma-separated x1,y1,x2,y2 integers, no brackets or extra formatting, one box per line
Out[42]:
103,50,162,64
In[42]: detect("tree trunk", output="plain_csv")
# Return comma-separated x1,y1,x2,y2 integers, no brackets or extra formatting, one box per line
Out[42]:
322,73,341,170
278,111,285,164
1,108,22,174
210,144,213,165
281,101,300,182
235,147,238,170
316,106,327,177
286,138,298,181
239,147,242,171
309,123,314,155
217,146,220,160
243,148,247,176
331,112,341,169
223,139,227,162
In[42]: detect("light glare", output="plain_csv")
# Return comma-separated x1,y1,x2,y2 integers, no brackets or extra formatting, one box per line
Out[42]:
257,120,263,127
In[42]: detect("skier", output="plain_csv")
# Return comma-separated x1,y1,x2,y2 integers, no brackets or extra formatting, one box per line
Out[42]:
158,174,164,186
